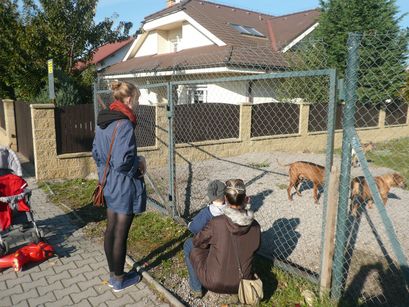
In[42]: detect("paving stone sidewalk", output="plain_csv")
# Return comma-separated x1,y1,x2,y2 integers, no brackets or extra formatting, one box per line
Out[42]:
0,171,171,307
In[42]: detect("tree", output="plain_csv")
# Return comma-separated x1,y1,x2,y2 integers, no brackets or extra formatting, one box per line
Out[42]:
315,0,408,104
0,0,133,101
0,0,21,98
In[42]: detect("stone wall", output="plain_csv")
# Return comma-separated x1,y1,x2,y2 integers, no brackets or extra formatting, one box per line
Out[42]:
0,99,17,150
1,100,408,180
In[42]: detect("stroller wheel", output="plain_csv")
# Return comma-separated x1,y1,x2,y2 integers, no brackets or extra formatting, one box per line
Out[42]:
0,241,9,257
31,229,44,244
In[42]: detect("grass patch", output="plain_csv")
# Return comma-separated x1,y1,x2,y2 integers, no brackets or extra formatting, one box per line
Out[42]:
276,183,288,190
334,137,409,185
249,160,270,168
40,179,336,306
366,138,409,185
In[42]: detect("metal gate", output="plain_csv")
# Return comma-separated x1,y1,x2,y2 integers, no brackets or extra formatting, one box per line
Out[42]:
14,101,34,163
167,69,338,284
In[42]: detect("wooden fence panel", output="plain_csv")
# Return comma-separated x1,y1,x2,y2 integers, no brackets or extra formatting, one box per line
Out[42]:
251,102,300,137
175,103,240,143
385,102,408,126
55,104,95,154
308,103,343,132
14,101,34,162
355,104,379,128
135,105,156,147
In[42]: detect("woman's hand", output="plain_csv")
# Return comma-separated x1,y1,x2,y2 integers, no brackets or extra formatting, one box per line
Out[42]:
138,156,147,177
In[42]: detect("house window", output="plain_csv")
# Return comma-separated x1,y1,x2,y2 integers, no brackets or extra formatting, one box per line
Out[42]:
230,23,265,37
187,86,207,104
170,38,180,52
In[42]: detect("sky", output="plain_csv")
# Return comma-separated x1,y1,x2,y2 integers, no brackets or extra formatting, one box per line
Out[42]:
95,0,409,32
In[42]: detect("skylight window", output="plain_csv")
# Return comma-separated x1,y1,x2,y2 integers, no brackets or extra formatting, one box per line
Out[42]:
230,24,265,37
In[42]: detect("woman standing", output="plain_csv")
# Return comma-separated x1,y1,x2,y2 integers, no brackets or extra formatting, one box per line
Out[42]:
184,179,261,297
92,81,147,292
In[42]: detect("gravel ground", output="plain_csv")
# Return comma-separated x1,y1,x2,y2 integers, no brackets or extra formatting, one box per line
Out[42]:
153,150,409,305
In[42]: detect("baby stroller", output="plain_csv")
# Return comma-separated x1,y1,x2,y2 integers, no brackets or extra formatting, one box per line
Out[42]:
0,146,43,256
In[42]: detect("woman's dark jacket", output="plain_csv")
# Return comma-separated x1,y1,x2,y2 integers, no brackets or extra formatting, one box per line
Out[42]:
92,110,146,214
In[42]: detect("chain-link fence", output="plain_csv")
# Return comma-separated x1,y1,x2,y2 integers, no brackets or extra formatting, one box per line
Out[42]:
95,12,408,302
97,36,340,285
332,31,409,306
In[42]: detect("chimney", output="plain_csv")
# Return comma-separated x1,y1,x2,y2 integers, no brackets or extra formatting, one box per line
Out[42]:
167,0,181,7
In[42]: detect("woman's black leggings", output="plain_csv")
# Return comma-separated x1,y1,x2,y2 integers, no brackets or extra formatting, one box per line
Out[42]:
104,209,134,276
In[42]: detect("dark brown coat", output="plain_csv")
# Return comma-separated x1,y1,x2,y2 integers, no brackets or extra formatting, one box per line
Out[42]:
190,207,261,294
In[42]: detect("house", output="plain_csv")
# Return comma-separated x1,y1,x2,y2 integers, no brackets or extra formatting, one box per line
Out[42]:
76,38,135,72
101,0,320,105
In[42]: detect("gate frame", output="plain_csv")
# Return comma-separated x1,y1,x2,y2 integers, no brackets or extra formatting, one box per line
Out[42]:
168,68,338,283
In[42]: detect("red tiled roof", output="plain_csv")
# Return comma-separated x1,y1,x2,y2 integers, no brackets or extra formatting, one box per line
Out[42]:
103,44,289,75
92,38,135,64
103,0,319,75
144,0,319,48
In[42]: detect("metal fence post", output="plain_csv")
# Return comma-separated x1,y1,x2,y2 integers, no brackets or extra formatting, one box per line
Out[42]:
331,32,362,300
93,82,98,129
167,82,177,218
320,68,338,293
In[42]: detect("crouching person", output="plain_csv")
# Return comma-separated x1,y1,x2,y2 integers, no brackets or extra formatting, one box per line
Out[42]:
183,179,260,298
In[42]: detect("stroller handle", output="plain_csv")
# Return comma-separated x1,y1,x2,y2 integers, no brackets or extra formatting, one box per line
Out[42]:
0,188,32,210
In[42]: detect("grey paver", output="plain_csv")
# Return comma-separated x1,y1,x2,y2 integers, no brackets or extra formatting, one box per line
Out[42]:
22,276,48,291
1,284,23,298
52,260,78,274
11,288,38,305
0,295,12,307
0,280,6,290
37,280,64,296
62,272,87,287
6,273,32,288
46,269,70,284
68,264,93,277
70,286,98,304
75,299,94,307
44,295,74,307
28,291,57,306
88,290,116,305
0,171,175,307
84,266,108,280
90,259,109,270
77,276,104,291
53,283,80,300
106,293,135,306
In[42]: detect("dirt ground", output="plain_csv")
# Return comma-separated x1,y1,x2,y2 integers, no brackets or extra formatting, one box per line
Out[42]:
147,149,409,305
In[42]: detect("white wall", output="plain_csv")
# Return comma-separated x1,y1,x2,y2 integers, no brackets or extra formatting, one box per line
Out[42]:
136,32,158,57
252,80,279,104
182,22,214,49
97,47,131,71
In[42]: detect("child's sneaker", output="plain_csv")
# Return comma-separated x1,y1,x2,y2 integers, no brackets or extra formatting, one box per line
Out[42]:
110,272,141,292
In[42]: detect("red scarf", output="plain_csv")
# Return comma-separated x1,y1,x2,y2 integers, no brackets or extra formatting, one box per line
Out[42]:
109,100,137,125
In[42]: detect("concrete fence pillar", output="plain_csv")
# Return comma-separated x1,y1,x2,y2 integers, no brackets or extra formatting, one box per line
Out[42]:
3,99,17,150
31,104,57,180
240,103,252,142
378,107,386,128
299,102,310,137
